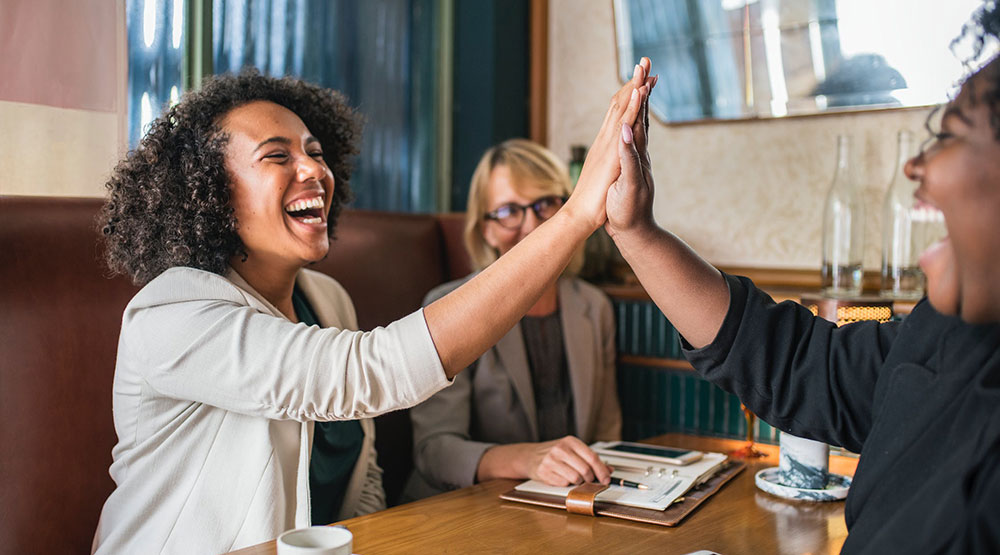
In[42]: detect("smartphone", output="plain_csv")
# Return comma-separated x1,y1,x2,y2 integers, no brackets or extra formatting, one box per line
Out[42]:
594,441,703,465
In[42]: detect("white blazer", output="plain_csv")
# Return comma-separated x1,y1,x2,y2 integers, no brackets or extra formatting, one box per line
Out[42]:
93,267,448,554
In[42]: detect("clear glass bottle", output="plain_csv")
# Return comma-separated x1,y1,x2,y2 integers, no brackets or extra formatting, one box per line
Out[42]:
880,130,924,299
821,135,865,297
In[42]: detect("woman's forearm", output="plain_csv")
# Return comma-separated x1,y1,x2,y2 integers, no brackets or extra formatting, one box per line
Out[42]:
426,61,653,378
604,86,729,350
477,436,611,485
611,223,729,349
425,209,592,378
475,443,532,482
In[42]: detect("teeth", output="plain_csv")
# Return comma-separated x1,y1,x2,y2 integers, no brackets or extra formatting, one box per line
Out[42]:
285,196,325,213
912,205,944,224
301,217,323,224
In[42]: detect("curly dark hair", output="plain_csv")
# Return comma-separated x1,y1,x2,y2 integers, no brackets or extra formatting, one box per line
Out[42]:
952,0,1000,140
99,69,361,285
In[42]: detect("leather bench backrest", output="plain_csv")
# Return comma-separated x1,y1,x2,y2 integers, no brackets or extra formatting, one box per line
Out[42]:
0,196,470,554
313,209,452,330
0,197,136,554
309,209,470,504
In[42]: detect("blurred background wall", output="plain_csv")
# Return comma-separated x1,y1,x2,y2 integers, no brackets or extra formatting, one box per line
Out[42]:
1,0,950,271
0,0,127,197
547,0,934,271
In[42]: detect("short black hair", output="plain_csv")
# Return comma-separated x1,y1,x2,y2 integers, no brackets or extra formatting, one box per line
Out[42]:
954,0,1000,139
99,69,361,285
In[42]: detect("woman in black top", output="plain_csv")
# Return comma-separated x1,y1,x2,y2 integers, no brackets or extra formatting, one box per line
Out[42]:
604,3,1000,553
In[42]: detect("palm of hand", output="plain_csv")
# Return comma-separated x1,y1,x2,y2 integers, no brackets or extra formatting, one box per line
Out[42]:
570,60,654,231
606,123,654,235
606,173,650,233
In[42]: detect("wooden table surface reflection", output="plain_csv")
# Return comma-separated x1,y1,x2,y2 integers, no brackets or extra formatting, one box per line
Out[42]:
228,434,858,555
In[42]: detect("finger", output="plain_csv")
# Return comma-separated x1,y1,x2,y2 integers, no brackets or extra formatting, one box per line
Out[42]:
635,86,652,181
552,447,598,484
618,121,644,194
641,90,652,181
633,85,649,158
619,87,642,129
617,63,645,122
643,83,651,134
644,74,658,93
542,458,585,486
601,64,645,132
631,61,646,89
639,57,651,80
565,442,613,484
560,455,596,484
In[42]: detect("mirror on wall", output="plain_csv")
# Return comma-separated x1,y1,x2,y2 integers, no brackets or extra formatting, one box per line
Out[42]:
614,0,987,123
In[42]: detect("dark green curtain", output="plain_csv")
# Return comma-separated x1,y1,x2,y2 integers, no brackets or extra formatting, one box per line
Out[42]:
212,0,441,212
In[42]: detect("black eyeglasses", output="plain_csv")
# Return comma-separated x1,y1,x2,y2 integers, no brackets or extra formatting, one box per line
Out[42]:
484,195,567,229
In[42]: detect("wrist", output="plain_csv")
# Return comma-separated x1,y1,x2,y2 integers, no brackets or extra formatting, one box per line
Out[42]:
509,443,538,478
607,216,658,245
608,218,663,264
558,198,602,237
478,443,530,481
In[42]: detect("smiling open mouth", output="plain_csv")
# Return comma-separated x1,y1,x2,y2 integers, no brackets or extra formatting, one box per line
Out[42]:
914,198,949,270
285,197,325,224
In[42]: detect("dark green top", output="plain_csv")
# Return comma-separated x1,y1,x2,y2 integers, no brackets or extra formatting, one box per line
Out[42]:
293,285,364,526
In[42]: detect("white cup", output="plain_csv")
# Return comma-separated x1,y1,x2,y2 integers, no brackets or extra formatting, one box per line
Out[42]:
276,525,352,555
778,433,829,490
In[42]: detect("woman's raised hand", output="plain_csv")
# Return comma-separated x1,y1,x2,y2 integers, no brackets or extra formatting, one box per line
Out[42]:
606,70,656,238
422,59,656,379
563,58,655,232
603,77,731,350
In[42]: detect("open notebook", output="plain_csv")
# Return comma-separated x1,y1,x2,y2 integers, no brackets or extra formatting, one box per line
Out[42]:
513,444,729,510
501,442,745,526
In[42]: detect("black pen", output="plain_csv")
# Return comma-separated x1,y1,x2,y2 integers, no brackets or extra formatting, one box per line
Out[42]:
609,475,649,490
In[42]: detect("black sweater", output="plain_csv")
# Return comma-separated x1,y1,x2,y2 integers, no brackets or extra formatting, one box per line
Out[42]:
685,274,1000,554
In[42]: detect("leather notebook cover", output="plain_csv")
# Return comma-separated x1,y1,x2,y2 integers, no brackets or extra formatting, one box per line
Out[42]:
499,460,746,526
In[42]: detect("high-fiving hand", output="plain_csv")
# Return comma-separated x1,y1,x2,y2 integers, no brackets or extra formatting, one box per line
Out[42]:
606,65,656,239
565,58,656,232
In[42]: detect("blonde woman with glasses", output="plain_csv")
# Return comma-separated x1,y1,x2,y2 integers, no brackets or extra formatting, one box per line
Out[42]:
404,139,622,500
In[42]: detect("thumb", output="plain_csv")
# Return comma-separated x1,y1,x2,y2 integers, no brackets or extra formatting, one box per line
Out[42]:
617,122,643,191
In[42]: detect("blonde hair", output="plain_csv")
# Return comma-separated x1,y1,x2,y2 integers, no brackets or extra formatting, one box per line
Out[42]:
463,138,585,274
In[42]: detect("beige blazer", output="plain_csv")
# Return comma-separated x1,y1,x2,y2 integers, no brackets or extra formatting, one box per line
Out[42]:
93,267,449,554
406,276,621,499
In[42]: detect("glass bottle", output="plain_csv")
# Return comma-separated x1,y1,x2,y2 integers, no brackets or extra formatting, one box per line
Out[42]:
821,135,865,297
880,130,924,299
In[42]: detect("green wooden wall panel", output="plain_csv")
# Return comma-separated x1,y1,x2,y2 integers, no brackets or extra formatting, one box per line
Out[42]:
612,298,778,444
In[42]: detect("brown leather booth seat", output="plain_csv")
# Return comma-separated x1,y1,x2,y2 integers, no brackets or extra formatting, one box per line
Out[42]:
0,196,470,555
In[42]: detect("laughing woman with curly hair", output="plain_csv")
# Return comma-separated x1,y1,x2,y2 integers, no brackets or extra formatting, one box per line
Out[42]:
91,64,654,554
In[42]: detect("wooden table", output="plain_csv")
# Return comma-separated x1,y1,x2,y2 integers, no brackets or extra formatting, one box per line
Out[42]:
229,434,858,555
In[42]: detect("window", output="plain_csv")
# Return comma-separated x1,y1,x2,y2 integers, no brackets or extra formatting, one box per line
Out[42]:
126,0,185,147
126,0,445,211
615,0,987,122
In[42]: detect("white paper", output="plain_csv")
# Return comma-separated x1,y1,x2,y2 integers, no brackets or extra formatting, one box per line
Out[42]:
512,445,729,511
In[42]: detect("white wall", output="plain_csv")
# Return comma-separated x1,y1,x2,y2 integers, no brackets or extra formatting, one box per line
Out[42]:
0,101,122,197
547,0,935,271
